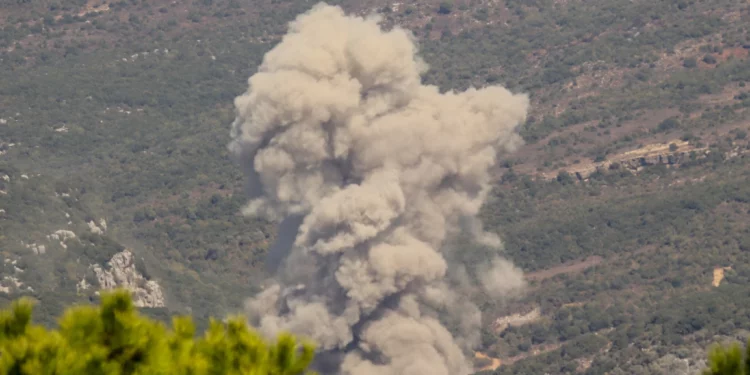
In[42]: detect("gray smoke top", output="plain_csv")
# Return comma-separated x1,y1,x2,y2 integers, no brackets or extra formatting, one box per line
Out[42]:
229,3,529,374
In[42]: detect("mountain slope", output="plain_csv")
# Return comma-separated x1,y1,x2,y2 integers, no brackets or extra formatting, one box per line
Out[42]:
1,0,749,373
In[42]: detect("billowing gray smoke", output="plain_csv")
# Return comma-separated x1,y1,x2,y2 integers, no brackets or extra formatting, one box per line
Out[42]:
229,3,529,374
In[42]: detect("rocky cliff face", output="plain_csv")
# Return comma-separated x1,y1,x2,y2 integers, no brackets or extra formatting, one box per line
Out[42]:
85,250,166,308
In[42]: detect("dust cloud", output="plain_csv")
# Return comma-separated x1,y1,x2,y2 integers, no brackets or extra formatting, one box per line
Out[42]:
229,3,529,374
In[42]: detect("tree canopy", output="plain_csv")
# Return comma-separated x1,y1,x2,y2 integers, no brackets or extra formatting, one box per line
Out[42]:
0,289,315,375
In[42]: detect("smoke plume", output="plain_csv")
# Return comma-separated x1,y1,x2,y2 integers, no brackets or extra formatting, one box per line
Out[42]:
229,3,529,374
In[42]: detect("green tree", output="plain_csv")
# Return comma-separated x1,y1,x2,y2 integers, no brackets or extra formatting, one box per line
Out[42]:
703,54,718,64
683,57,698,68
0,290,315,375
438,1,453,14
556,170,575,185
703,339,750,375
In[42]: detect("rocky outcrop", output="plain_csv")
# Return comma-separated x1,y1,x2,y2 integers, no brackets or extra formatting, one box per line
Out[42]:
0,259,32,294
47,230,76,241
21,241,46,255
90,250,165,308
88,220,106,234
0,276,25,294
76,278,92,294
47,229,77,249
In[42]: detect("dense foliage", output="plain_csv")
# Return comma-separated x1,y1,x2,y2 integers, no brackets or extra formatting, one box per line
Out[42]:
0,290,314,375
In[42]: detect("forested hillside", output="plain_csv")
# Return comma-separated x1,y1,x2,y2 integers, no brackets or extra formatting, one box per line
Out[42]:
0,0,749,373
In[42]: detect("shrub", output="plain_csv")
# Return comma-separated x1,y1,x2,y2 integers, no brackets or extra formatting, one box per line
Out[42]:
0,290,315,374
703,339,749,374
438,1,453,14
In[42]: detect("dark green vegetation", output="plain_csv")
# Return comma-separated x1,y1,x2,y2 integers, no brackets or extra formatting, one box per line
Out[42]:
0,0,749,374
475,156,750,374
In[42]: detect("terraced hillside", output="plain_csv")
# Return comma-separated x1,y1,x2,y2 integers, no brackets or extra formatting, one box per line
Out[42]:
1,0,749,373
